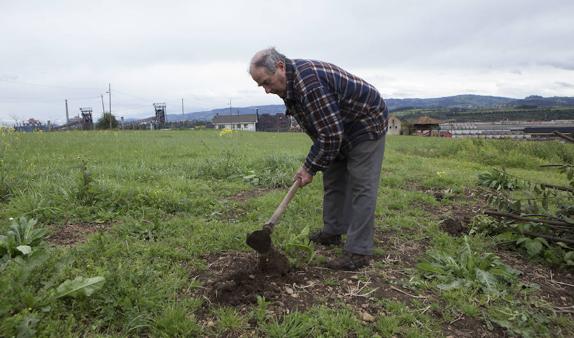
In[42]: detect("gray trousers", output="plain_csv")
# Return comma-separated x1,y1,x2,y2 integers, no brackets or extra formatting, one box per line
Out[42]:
322,135,386,255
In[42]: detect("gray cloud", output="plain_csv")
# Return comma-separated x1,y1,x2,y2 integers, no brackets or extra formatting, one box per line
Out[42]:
1,0,573,123
555,81,574,88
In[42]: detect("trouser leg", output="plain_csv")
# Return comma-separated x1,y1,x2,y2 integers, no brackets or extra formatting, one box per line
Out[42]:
322,156,352,235
344,136,386,255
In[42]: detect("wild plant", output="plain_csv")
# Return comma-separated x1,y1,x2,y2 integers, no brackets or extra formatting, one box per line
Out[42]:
282,225,316,268
417,236,520,296
0,217,47,260
478,164,574,266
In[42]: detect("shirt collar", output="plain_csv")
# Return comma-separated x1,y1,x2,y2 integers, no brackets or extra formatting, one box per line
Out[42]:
284,58,296,102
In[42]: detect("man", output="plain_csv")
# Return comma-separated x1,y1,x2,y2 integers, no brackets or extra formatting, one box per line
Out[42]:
249,48,388,270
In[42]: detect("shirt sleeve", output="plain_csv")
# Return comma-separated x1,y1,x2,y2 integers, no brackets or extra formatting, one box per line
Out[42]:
302,86,344,175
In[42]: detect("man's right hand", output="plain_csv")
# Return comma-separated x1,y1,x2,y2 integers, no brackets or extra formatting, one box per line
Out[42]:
294,166,313,187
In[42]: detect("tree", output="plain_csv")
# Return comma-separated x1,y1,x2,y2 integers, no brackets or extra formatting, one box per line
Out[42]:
96,113,118,129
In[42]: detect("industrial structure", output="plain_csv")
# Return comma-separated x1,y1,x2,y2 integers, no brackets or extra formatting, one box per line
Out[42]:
53,107,94,130
122,103,167,129
439,120,574,139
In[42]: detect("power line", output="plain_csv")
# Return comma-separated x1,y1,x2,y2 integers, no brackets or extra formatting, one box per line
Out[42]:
0,78,103,91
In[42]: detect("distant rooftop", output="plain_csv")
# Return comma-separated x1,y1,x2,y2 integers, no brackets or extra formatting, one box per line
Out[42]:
212,114,258,124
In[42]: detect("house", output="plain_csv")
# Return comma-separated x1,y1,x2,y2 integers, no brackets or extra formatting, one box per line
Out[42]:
212,114,258,131
387,115,402,135
256,113,291,132
413,116,443,136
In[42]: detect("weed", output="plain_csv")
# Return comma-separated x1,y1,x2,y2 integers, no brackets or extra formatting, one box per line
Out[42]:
417,236,520,296
478,168,518,190
0,217,47,261
261,312,313,337
152,305,202,337
322,278,339,287
485,303,552,337
76,160,94,204
243,154,300,188
374,299,435,337
282,225,316,268
252,295,269,324
213,307,247,334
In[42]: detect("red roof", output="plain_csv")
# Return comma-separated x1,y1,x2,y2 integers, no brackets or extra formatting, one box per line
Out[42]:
414,116,443,125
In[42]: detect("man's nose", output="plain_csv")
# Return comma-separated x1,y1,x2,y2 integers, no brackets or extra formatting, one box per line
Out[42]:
265,87,271,94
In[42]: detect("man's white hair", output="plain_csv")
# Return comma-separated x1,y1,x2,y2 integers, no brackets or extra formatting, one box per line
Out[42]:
250,47,287,74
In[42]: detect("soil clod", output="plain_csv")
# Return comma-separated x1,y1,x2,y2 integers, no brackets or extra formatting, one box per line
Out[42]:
208,252,294,306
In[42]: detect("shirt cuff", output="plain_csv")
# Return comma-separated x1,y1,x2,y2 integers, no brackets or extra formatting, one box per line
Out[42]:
304,160,319,176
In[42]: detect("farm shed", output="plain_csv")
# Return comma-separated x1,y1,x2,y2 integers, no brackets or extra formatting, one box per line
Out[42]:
212,114,258,131
413,116,443,136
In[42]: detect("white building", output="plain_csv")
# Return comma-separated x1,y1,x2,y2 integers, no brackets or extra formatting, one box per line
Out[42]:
387,115,402,135
212,114,258,131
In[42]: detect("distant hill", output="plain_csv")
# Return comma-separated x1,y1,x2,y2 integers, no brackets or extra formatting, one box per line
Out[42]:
385,95,514,111
165,95,574,122
167,105,285,122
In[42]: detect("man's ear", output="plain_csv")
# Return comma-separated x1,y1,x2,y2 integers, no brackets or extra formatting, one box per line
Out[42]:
276,61,285,71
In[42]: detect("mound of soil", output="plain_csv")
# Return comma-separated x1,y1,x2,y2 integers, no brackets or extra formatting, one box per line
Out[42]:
208,253,299,306
440,217,468,236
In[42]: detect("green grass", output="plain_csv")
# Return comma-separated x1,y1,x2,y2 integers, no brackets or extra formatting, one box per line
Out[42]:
1,130,573,336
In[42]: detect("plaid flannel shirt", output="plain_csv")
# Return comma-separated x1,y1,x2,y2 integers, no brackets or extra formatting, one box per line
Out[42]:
283,58,388,175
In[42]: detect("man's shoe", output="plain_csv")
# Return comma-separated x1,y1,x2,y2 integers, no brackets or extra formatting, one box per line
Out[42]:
325,252,370,271
309,230,342,246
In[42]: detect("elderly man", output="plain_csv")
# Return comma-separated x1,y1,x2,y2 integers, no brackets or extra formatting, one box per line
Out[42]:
249,48,388,270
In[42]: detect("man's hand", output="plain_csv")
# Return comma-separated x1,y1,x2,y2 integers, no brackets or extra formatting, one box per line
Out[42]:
294,166,313,187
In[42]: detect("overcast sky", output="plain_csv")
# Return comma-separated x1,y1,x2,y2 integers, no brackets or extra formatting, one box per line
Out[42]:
1,0,573,124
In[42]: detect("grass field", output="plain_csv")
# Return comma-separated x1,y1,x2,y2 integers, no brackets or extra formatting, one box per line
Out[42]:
1,129,573,337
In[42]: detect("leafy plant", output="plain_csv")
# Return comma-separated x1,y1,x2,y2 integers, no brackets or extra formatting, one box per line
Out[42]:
417,236,520,296
486,303,551,337
478,168,518,191
479,164,574,266
516,237,550,257
282,225,316,268
0,217,47,260
53,276,105,299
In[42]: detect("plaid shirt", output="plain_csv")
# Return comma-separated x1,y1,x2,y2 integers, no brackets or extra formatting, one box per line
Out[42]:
283,58,388,175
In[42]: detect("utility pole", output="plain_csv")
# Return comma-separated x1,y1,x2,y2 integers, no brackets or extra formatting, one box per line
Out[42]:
107,83,112,129
181,98,184,117
65,99,69,123
100,94,105,114
229,98,232,115
108,83,112,115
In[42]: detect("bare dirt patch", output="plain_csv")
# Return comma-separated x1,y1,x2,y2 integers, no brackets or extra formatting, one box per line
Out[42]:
228,188,274,203
416,188,489,236
192,251,430,312
375,227,430,267
46,222,111,245
497,250,574,311
187,249,502,336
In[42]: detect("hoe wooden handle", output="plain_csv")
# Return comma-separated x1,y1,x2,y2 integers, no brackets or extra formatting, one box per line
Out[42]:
265,180,301,229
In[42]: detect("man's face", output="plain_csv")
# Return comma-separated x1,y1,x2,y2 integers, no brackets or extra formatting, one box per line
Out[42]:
250,62,287,98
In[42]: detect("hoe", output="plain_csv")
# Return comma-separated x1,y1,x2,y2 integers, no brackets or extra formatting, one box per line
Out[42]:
246,180,300,274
